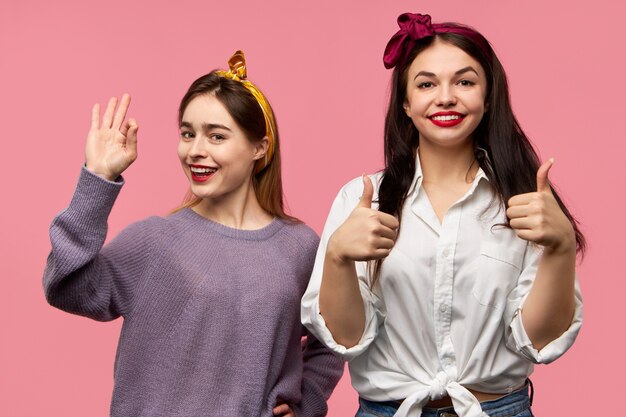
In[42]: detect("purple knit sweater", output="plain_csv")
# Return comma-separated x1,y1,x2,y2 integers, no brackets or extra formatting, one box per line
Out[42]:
43,168,343,417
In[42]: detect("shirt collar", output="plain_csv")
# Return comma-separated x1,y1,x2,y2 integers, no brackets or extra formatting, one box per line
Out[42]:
409,147,491,197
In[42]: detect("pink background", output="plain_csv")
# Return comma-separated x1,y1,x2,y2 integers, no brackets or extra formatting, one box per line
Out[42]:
1,0,623,415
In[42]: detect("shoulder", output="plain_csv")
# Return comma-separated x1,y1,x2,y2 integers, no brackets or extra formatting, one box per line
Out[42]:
329,172,383,214
278,220,320,254
339,172,383,198
119,209,204,240
114,214,169,241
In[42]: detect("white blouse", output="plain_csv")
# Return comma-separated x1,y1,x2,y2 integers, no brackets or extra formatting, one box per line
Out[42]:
301,156,582,417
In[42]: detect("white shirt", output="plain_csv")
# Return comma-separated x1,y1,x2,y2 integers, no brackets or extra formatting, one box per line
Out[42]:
301,156,582,417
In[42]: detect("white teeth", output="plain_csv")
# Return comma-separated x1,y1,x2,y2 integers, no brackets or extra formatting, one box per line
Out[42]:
432,115,461,121
190,167,217,174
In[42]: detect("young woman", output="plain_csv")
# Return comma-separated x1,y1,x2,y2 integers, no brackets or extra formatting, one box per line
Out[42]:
44,50,343,417
302,13,584,417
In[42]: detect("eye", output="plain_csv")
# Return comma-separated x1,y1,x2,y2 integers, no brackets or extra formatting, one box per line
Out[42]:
180,130,194,140
417,81,434,89
209,133,226,142
457,79,475,87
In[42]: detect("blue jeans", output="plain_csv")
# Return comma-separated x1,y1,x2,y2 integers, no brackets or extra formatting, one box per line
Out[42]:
355,381,533,417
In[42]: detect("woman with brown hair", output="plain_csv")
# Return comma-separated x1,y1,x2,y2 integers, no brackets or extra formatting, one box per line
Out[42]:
43,51,342,417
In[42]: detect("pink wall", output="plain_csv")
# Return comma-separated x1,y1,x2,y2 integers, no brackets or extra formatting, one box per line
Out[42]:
1,0,623,415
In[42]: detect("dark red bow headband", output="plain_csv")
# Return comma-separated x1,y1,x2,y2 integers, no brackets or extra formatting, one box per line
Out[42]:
383,13,491,69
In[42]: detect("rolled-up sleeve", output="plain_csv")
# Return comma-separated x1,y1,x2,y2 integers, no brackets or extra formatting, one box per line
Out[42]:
301,178,386,360
505,244,583,364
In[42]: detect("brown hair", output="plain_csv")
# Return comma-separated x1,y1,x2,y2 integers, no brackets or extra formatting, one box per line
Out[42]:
173,71,298,222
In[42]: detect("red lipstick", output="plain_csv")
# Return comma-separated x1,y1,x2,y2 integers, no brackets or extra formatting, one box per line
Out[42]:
189,164,217,183
429,111,465,127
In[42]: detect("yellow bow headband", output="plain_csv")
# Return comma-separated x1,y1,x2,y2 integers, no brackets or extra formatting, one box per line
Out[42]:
216,50,276,174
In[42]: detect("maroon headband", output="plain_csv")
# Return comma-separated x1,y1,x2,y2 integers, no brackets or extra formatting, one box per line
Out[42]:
383,13,491,69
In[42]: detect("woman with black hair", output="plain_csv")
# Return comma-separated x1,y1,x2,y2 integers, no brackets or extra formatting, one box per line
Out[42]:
302,13,584,417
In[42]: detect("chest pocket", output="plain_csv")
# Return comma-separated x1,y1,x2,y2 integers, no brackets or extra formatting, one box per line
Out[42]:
472,241,525,310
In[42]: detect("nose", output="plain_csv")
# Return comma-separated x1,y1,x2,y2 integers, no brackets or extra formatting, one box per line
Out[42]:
188,136,208,159
434,85,457,107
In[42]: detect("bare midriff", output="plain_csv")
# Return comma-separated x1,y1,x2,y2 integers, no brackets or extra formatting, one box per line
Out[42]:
424,389,504,408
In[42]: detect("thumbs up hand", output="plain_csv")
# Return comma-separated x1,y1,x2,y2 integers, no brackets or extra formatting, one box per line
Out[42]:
506,159,575,253
327,175,400,263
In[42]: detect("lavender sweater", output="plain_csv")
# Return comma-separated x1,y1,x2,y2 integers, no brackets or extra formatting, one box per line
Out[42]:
43,168,343,417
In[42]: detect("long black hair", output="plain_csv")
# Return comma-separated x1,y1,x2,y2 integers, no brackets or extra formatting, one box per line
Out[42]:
373,24,585,285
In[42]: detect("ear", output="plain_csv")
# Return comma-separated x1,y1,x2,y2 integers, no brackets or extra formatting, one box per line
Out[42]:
402,100,411,117
252,136,270,161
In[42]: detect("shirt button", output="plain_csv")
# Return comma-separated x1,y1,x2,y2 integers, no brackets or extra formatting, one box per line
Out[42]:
442,248,450,258
439,304,448,313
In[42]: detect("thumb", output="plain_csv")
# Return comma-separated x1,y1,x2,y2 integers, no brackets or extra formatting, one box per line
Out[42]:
358,174,374,208
536,158,554,193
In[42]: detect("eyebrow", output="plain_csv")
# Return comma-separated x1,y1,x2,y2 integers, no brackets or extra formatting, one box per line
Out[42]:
414,66,479,80
179,121,232,132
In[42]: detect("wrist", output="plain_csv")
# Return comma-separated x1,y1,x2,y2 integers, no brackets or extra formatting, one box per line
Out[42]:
545,232,576,256
85,164,118,182
326,235,350,265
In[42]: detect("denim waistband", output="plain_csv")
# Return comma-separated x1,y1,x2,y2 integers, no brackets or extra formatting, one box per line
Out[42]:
358,380,533,417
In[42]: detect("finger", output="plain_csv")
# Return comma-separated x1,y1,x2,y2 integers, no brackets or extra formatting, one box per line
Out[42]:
121,117,138,136
120,119,131,136
358,174,374,208
273,404,290,415
91,103,100,131
506,205,530,220
509,217,535,230
112,93,131,130
513,228,540,243
376,225,397,241
374,236,396,250
378,212,399,230
372,247,393,259
102,97,118,128
126,119,139,157
508,192,535,207
536,158,554,193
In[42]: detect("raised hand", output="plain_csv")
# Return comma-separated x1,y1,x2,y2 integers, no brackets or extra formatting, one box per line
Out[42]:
506,159,575,253
85,94,139,181
328,175,399,262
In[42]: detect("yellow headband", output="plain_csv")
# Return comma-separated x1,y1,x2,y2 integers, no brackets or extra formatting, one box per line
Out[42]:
216,50,276,174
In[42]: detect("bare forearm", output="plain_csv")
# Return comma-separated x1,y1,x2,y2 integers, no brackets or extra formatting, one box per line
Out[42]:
521,242,576,350
318,175,397,348
319,248,366,348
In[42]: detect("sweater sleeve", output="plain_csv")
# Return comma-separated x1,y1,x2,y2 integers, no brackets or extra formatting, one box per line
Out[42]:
295,332,344,417
43,167,156,321
294,329,344,417
289,224,344,417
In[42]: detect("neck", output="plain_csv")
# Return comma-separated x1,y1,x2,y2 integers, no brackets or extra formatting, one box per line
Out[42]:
192,180,273,230
418,141,478,185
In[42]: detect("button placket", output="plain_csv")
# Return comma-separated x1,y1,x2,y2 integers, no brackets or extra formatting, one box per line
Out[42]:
434,205,461,373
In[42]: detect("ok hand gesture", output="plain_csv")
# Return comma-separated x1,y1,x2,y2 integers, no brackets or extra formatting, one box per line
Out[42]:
328,175,399,263
506,159,575,253
85,94,138,181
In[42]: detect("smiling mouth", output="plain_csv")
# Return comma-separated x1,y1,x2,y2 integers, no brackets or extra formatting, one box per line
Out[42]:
430,114,462,121
190,166,218,182
428,113,465,127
